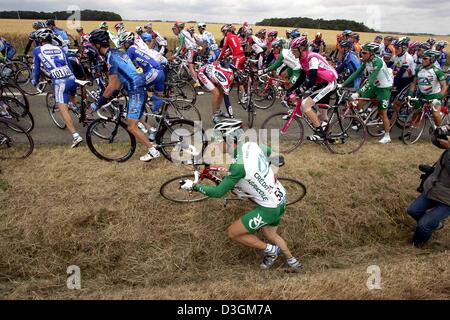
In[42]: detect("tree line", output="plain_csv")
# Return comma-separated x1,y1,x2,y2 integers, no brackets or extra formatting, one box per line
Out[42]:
0,10,122,21
256,17,376,32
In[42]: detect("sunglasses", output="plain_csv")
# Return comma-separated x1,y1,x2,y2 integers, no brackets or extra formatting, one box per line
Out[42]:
422,57,431,60
361,51,369,55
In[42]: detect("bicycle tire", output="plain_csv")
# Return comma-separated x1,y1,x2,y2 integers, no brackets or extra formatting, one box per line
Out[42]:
261,112,305,153
278,177,307,206
86,118,136,162
46,92,66,129
254,82,277,110
160,174,218,203
156,118,207,163
0,118,34,159
247,97,255,128
166,81,197,108
325,115,367,154
0,96,34,133
402,109,426,145
0,83,30,111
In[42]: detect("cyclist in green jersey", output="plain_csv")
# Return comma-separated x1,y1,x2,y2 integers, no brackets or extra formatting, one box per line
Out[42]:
180,119,304,271
340,42,394,144
407,49,447,126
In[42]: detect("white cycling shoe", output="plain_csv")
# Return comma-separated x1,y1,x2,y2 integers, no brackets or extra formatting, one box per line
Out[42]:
71,136,83,148
378,135,391,144
140,148,160,162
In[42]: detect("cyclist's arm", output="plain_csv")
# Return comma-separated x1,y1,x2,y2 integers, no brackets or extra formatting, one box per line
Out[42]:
194,163,245,198
342,62,365,87
217,35,229,61
24,39,33,56
32,48,40,83
174,34,185,56
408,76,417,96
265,52,284,72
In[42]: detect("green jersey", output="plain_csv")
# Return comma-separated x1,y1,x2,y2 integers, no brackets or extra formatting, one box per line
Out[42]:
344,55,393,91
194,142,286,208
266,48,301,73
416,65,446,96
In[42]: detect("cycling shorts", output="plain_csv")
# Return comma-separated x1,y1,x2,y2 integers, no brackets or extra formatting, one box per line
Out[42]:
145,69,165,92
310,81,336,104
187,49,197,64
360,86,392,110
287,69,301,85
127,91,147,120
241,202,287,233
53,76,77,104
233,54,246,71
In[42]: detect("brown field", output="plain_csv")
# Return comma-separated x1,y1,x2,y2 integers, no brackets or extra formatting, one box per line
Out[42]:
2,18,450,53
0,141,449,299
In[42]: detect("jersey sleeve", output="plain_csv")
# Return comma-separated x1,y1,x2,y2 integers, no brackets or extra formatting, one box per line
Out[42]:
32,47,41,83
342,62,365,87
194,163,245,198
435,67,446,82
265,52,284,72
107,54,118,75
308,57,320,70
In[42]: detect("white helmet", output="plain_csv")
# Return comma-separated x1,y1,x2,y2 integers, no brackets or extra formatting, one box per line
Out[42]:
144,23,152,29
136,26,143,34
213,119,244,141
118,31,135,46
198,22,206,29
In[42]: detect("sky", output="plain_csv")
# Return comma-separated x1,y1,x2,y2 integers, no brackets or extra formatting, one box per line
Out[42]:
1,0,449,35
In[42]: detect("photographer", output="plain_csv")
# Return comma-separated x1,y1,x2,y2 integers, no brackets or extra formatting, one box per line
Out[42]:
407,126,450,247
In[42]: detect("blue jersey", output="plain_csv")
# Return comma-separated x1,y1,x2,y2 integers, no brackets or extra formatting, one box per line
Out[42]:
438,51,447,69
126,45,162,73
0,38,16,59
337,51,362,89
106,48,145,92
32,44,74,83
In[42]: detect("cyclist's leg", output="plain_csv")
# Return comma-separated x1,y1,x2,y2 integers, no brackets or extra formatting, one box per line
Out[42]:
375,87,392,133
126,91,153,149
261,226,293,258
426,93,444,126
187,50,200,85
54,78,78,136
149,70,166,112
198,68,221,117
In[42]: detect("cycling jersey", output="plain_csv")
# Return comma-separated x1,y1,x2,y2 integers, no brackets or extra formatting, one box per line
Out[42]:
343,55,393,90
266,48,300,72
416,65,446,95
180,30,197,50
393,52,415,79
352,42,362,53
194,142,286,208
249,36,267,55
0,38,16,60
147,48,168,66
149,31,167,54
299,51,337,84
126,45,164,92
336,50,362,89
438,51,448,69
106,48,145,92
198,63,234,94
310,39,325,53
134,33,151,53
218,33,244,60
79,32,90,46
52,27,70,46
201,31,220,62
33,43,76,104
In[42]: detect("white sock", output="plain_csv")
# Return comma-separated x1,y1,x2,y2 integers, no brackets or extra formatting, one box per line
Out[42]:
264,244,276,254
72,133,80,139
384,132,390,138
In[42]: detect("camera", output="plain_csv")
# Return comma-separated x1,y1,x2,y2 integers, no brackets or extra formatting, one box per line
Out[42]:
417,164,435,193
431,125,450,149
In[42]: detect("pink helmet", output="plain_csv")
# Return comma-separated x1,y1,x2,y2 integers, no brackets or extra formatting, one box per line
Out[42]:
408,41,420,51
291,36,308,49
268,30,278,38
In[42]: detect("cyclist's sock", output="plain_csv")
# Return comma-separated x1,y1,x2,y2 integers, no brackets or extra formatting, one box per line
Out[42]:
72,132,80,139
264,244,278,255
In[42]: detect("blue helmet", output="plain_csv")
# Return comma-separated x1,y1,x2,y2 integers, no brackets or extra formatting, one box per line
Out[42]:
290,30,301,39
342,29,352,36
339,39,353,49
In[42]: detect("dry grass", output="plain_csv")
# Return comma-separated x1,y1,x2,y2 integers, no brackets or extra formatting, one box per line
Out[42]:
2,18,450,53
0,140,449,299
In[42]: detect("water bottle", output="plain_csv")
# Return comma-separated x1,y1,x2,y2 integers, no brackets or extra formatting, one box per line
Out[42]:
149,127,157,141
137,122,148,134
90,102,99,112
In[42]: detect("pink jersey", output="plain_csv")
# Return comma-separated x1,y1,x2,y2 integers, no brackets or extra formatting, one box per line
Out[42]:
299,51,337,84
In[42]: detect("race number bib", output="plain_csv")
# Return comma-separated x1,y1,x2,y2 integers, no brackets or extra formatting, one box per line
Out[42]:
50,66,72,79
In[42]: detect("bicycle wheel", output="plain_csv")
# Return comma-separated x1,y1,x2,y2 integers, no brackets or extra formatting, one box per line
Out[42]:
366,108,386,137
396,101,414,129
164,101,202,122
0,118,34,159
14,65,38,96
156,119,207,163
246,96,255,128
46,92,66,129
278,177,307,206
0,83,30,110
86,118,136,162
253,82,276,109
0,96,34,133
261,112,304,153
160,174,218,203
402,109,426,145
166,81,197,108
325,115,367,154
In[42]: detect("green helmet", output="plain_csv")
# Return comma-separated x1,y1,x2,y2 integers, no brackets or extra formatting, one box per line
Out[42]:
272,39,285,48
423,49,442,61
99,21,108,29
362,42,381,54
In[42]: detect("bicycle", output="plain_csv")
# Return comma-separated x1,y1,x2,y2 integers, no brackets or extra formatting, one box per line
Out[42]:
160,152,307,206
244,72,288,110
261,88,367,154
0,117,34,159
0,96,34,133
232,63,258,128
86,97,207,163
401,97,450,145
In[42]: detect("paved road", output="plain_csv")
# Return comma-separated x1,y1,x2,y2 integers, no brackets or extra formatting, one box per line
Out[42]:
23,89,409,145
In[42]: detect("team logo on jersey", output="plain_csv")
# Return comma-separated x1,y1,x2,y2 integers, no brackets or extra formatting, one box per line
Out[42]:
214,71,227,83
248,214,267,230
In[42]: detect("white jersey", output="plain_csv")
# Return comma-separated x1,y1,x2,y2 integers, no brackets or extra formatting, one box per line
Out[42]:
393,52,415,78
251,36,267,54
33,44,73,80
134,33,151,53
201,31,219,51
181,30,197,50
234,142,286,208
147,48,168,66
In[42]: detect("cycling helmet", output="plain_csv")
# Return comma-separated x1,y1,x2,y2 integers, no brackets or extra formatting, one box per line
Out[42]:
114,22,125,31
384,35,393,41
32,21,46,30
118,32,135,46
342,29,352,36
89,29,110,46
286,28,293,36
245,28,253,36
272,39,285,48
212,119,244,141
423,49,442,61
427,38,436,46
255,29,267,37
135,26,143,34
35,28,54,42
393,36,410,48
339,39,353,49
221,24,233,33
99,21,108,29
352,33,360,41
267,30,278,38
302,32,308,37
174,21,185,29
374,35,383,42
436,40,448,49
144,23,152,29
197,22,206,29
291,36,308,49
408,41,420,50
361,42,381,53
290,30,301,39
419,42,431,50
315,32,322,40
46,19,56,27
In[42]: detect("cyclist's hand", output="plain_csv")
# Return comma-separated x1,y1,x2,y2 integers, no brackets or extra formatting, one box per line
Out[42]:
350,92,360,101
336,83,343,90
257,69,266,76
180,179,195,192
31,79,37,87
